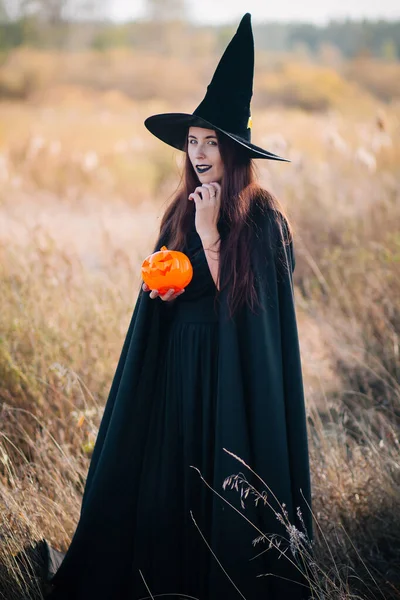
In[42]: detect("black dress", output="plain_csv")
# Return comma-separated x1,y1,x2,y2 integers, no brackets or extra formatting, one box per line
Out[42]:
128,224,221,598
46,206,313,600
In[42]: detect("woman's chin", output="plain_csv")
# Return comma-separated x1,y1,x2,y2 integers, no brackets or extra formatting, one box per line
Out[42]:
198,173,218,184
196,171,223,185
197,173,212,183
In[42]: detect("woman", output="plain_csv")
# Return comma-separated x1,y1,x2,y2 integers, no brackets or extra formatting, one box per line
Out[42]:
46,13,313,600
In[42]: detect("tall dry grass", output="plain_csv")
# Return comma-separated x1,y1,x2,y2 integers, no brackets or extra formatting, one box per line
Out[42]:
0,65,400,598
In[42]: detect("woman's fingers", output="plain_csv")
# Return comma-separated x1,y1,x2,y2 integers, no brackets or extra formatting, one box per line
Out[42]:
159,289,174,301
193,185,214,202
188,191,201,203
143,281,185,301
159,288,185,301
143,286,185,301
190,184,221,205
201,183,218,201
210,181,221,193
194,186,208,200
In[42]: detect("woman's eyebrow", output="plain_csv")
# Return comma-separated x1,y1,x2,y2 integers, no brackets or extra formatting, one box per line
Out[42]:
188,135,217,139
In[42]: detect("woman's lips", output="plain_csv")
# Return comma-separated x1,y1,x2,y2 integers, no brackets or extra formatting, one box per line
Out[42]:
196,165,212,174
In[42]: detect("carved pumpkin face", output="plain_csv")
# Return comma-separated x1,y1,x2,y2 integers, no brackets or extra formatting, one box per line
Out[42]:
141,246,193,295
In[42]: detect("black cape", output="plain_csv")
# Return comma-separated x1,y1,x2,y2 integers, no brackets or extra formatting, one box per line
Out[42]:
46,205,313,600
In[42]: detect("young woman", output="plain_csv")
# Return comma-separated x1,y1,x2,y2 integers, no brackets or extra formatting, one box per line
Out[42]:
46,13,313,600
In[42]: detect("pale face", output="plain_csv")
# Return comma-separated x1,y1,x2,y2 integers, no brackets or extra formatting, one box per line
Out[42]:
187,126,224,184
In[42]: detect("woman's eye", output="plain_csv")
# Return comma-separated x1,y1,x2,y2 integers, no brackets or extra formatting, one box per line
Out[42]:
188,139,217,146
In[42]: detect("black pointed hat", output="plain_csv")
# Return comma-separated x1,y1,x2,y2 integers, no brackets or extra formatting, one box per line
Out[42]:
144,13,289,162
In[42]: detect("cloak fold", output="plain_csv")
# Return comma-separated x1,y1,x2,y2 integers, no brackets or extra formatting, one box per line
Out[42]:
47,206,313,600
208,208,313,598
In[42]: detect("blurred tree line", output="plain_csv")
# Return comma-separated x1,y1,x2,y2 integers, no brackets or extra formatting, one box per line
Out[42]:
0,0,398,60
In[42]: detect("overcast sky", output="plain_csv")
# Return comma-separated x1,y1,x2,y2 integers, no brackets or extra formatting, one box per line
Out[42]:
110,0,400,24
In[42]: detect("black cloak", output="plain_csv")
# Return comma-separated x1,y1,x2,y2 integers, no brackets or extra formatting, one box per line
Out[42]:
46,204,313,600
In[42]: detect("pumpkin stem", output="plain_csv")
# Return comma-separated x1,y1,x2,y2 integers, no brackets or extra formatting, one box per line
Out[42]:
160,246,168,251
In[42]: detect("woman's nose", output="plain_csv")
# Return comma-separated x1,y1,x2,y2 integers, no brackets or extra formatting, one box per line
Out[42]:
194,144,206,158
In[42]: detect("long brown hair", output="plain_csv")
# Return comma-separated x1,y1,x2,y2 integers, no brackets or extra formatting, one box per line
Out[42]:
155,129,293,318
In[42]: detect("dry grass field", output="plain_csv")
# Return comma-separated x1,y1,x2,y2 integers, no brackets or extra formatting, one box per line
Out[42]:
0,48,400,599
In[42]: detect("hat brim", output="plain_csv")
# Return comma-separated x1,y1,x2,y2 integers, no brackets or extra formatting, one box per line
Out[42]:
144,113,290,162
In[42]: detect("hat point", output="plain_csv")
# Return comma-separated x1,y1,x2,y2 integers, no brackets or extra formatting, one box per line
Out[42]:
240,13,251,25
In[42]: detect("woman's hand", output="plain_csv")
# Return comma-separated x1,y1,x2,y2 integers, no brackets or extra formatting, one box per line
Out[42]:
142,282,185,301
188,181,221,240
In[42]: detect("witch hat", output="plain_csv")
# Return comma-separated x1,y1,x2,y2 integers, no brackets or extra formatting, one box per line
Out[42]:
144,13,289,162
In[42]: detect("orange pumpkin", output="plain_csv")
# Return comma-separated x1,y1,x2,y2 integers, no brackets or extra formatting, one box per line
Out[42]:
141,246,193,295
